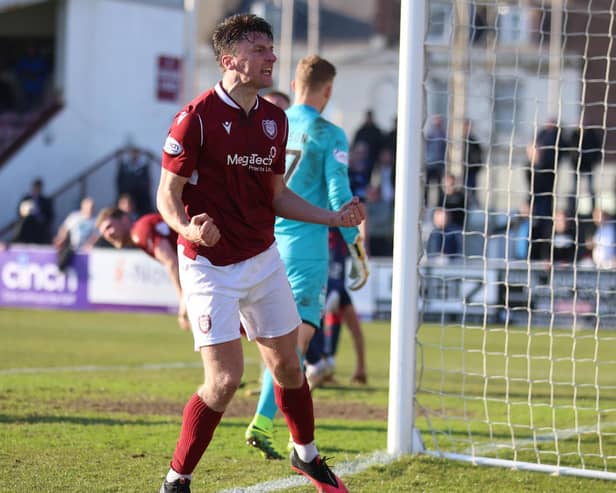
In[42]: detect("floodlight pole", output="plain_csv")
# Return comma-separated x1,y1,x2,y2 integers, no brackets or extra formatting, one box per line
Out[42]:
307,0,320,55
547,0,563,117
279,0,294,93
182,0,197,100
387,0,425,456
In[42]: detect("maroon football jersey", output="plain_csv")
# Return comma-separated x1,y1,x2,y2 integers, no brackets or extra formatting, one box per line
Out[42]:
161,82,288,266
130,213,178,259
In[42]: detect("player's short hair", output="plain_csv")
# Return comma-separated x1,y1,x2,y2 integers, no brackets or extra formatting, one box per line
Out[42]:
212,13,273,66
294,55,336,91
263,90,290,108
95,207,127,229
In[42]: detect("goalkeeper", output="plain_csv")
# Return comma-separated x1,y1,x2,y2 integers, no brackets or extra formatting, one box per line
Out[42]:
245,54,369,460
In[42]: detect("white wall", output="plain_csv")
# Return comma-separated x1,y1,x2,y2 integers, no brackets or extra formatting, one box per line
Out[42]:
0,0,187,233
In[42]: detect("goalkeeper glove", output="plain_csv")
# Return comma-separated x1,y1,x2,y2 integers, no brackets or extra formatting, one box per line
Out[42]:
348,237,369,291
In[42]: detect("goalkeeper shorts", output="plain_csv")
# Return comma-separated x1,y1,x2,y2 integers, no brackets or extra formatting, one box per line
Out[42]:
283,257,328,330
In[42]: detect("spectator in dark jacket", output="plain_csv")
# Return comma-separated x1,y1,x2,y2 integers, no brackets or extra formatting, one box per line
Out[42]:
462,119,484,207
427,207,461,262
568,125,602,215
424,114,447,207
11,199,43,244
526,118,568,259
352,109,383,174
551,209,577,266
116,147,154,217
18,177,54,243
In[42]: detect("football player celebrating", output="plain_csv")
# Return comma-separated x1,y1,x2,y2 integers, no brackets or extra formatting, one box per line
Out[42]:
156,14,363,493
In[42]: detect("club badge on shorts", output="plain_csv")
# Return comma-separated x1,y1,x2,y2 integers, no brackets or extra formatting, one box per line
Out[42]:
262,120,277,140
198,314,212,334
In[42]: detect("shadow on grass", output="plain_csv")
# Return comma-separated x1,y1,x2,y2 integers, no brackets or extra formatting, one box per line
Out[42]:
318,421,387,432
0,413,176,426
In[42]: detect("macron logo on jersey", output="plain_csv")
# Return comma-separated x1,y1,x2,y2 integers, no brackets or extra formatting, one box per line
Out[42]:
333,148,348,166
223,121,232,135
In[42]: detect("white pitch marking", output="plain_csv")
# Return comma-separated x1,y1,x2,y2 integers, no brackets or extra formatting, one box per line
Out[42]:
0,362,202,375
0,358,260,375
218,450,396,493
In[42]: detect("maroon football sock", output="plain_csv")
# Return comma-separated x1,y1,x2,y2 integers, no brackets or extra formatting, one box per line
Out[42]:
170,393,223,474
275,378,315,445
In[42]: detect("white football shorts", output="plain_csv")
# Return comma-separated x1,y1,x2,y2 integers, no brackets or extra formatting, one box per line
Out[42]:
178,243,301,350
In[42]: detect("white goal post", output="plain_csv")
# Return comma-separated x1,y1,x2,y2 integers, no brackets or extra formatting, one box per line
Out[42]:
389,0,616,481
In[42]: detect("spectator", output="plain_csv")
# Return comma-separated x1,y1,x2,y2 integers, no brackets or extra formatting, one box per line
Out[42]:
551,209,577,266
462,119,484,207
509,202,530,261
53,197,98,270
348,140,372,202
10,199,41,244
53,197,97,251
370,146,395,205
426,207,462,262
352,109,383,173
568,124,602,215
589,208,616,269
383,115,398,158
15,44,50,109
439,172,466,234
18,177,54,243
116,147,154,217
424,114,447,207
526,118,568,260
116,192,139,221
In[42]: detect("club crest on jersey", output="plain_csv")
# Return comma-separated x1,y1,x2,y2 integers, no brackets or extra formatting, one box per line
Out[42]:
262,119,277,139
163,136,183,156
198,314,212,334
333,148,348,165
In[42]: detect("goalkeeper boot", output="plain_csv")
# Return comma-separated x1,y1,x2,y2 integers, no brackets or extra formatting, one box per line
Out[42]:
290,449,348,492
245,423,284,460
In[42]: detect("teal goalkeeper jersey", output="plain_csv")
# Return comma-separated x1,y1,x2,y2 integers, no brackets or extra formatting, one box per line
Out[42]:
275,104,359,260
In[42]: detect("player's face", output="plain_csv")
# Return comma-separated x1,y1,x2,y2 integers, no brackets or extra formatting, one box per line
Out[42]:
98,217,128,248
231,32,276,89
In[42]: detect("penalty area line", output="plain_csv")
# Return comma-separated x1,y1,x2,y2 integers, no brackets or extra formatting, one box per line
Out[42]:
0,358,260,375
217,450,396,493
0,361,203,375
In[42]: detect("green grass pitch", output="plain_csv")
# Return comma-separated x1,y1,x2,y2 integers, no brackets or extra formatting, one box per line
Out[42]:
1,307,615,492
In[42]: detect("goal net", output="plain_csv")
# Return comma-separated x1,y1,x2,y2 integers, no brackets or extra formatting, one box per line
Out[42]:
392,0,616,480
